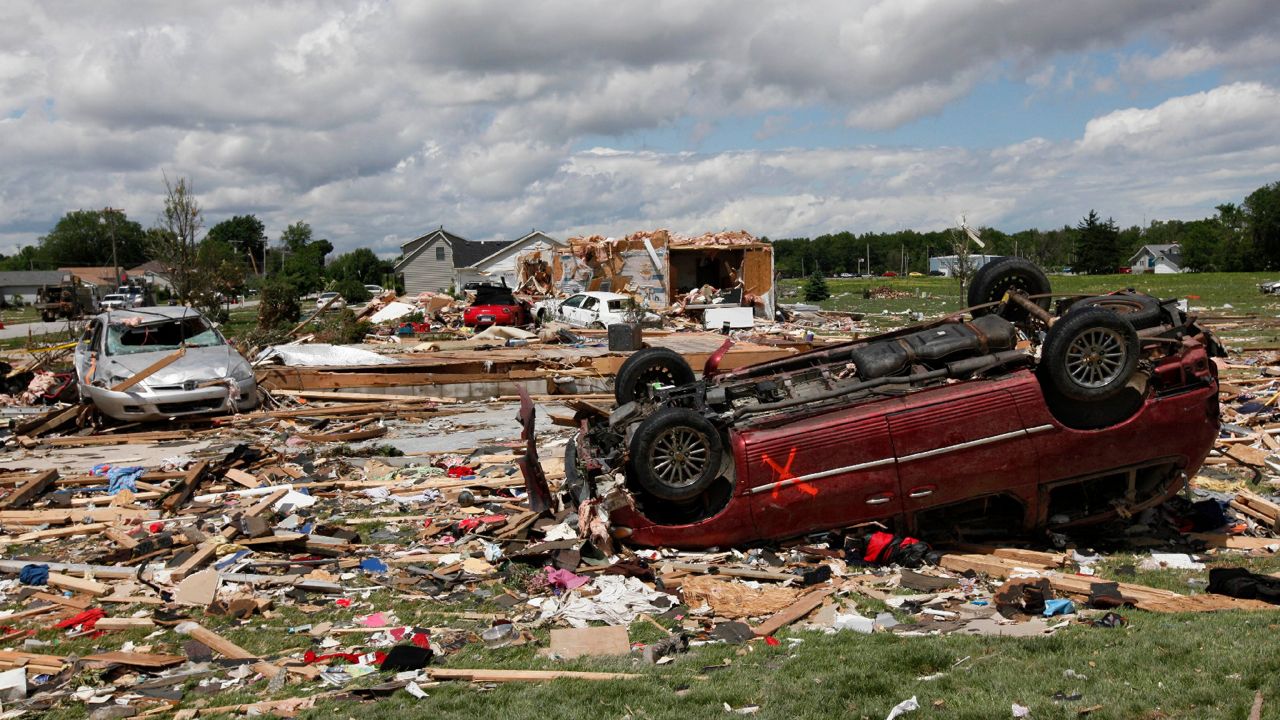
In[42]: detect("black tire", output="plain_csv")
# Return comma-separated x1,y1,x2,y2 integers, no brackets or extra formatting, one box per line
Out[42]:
628,408,723,501
1040,307,1139,402
1068,294,1165,330
968,257,1052,320
614,348,695,404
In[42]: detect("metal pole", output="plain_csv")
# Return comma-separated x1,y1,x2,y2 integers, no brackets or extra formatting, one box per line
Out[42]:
105,207,120,291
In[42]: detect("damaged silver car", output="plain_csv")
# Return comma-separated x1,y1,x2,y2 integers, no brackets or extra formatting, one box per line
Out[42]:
73,307,259,421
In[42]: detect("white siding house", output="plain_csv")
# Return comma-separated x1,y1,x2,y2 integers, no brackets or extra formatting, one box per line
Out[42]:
454,231,566,289
1128,244,1183,274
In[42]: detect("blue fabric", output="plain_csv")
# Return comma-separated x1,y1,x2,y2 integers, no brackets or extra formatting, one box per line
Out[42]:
361,557,388,573
1043,598,1075,617
91,464,145,495
18,563,49,585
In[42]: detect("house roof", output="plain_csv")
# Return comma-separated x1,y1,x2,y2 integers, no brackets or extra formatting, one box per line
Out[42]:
393,228,515,273
468,230,565,270
452,238,513,268
1128,244,1183,266
128,260,171,278
0,270,67,287
58,266,121,287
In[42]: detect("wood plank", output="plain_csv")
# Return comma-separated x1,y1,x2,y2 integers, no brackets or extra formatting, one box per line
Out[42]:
752,588,834,637
549,626,630,658
174,622,281,678
0,469,58,509
94,617,157,631
426,668,641,682
47,571,109,597
110,347,186,392
83,650,184,667
161,460,209,512
0,521,110,544
223,468,261,489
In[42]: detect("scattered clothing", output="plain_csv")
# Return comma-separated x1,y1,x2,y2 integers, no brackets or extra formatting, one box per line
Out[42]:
18,564,48,586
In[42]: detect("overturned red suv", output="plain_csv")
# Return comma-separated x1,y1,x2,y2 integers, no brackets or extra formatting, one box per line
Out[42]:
519,259,1222,549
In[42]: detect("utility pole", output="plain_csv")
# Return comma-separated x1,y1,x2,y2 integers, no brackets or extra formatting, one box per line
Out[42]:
102,208,121,291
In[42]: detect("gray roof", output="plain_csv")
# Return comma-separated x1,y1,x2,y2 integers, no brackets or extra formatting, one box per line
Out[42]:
0,270,66,287
1129,243,1183,266
452,238,514,268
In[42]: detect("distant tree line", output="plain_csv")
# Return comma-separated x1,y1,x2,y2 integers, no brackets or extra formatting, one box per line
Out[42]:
771,180,1280,277
0,181,398,319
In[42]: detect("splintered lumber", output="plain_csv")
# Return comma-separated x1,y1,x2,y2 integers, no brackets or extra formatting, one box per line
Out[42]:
223,468,261,489
84,651,183,667
658,561,799,583
20,405,80,438
162,460,210,512
0,649,68,672
0,522,111,545
0,507,159,525
271,389,458,404
174,622,281,678
426,668,642,683
941,552,1273,612
0,559,141,580
752,587,834,637
94,617,157,631
0,469,58,509
47,572,109,597
110,347,186,392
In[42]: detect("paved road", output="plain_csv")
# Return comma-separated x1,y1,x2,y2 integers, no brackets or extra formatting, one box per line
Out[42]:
0,318,83,340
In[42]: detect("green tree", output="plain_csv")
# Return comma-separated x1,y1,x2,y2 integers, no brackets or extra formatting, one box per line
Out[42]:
1211,202,1253,271
1244,182,1280,270
1074,210,1121,275
325,248,392,286
0,246,50,271
802,270,829,301
38,209,148,268
206,215,267,274
1179,220,1220,272
277,222,333,295
331,277,371,303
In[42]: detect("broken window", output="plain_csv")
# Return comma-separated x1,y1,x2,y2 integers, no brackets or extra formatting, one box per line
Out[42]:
105,318,224,356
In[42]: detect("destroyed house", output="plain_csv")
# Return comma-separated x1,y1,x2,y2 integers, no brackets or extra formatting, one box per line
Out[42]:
517,229,776,318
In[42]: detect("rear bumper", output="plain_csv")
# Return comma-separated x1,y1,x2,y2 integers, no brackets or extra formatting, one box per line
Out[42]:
85,377,259,421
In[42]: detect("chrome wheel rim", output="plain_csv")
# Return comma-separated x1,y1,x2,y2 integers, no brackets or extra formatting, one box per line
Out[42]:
1065,327,1126,388
650,427,710,488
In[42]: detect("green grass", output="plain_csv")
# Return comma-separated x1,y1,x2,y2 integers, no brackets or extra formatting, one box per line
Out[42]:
781,272,1280,343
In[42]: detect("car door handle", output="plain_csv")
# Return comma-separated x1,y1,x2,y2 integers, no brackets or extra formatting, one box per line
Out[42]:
908,488,935,499
865,495,893,505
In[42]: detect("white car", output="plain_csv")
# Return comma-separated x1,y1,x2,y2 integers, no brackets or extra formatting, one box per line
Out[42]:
316,292,347,311
99,293,133,311
1260,280,1280,295
364,284,385,297
533,291,659,328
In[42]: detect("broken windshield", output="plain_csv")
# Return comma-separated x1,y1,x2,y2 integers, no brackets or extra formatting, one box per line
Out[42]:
105,317,224,356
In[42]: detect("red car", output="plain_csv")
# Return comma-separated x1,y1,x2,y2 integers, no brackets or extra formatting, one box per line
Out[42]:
518,259,1222,549
463,285,529,328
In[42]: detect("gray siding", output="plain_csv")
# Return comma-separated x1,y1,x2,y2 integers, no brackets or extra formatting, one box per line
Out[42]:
401,237,456,294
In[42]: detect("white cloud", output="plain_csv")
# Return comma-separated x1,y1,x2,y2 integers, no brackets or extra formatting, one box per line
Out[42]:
0,1,1277,257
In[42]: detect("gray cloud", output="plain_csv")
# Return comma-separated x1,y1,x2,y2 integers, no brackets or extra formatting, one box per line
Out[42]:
0,1,1277,256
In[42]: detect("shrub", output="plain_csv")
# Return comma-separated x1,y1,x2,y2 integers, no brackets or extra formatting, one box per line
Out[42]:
258,279,301,329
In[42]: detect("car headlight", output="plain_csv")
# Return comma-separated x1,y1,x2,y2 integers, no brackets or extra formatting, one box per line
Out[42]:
230,364,255,382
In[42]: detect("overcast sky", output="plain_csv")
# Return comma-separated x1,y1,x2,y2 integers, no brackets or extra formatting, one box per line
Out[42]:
3,1,1279,257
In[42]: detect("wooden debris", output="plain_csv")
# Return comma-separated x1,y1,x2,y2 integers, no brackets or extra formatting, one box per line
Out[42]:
752,587,835,637
548,626,630,658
